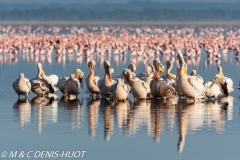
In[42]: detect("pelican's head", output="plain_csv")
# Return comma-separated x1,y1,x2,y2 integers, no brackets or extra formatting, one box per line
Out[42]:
70,74,75,79
166,60,173,69
19,73,24,78
37,63,45,75
153,59,164,72
88,60,96,70
104,60,111,81
190,70,197,76
159,64,165,72
128,63,136,72
218,65,224,76
74,69,84,88
37,63,42,68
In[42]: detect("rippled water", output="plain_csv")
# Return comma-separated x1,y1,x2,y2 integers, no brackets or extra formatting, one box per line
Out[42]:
0,46,240,159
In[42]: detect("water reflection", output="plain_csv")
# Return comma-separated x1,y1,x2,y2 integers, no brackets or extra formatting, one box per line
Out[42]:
87,99,100,137
1,52,238,69
13,96,234,153
177,101,205,153
58,96,84,130
31,96,58,134
205,96,234,133
13,99,31,129
100,100,115,141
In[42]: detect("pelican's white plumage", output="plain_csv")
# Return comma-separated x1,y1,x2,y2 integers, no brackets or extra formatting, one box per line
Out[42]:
123,69,150,100
13,73,31,99
159,60,176,99
86,60,101,99
111,78,130,102
30,63,59,96
37,63,59,92
205,74,229,99
177,51,205,100
150,59,164,99
217,65,234,93
58,69,84,95
99,60,116,100
64,74,80,99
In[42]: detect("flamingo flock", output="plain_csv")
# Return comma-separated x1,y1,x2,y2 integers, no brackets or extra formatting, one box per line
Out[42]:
0,25,239,58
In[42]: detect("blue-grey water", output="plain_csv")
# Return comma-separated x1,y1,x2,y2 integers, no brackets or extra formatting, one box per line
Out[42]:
0,42,240,159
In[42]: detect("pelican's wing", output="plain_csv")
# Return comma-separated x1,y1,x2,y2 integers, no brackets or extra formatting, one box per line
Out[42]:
150,79,153,89
94,76,100,85
26,80,31,91
75,79,80,88
97,79,102,89
123,84,130,93
188,77,205,96
142,81,150,93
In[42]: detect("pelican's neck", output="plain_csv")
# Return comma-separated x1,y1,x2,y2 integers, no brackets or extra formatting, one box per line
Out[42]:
37,67,42,78
17,77,24,87
89,67,95,79
166,64,173,78
155,71,161,81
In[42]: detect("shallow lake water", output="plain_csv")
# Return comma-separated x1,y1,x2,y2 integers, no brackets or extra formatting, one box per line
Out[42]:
0,36,240,159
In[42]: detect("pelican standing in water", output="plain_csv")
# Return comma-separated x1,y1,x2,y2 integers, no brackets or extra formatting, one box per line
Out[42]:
58,69,84,95
111,78,131,102
64,74,81,99
13,73,31,99
86,60,101,99
30,63,59,97
160,60,176,100
205,74,229,99
123,69,150,101
150,59,165,99
205,65,234,99
99,61,115,100
177,51,205,101
217,65,234,93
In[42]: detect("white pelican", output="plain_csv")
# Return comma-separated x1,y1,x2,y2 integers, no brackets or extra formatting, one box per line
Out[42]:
177,51,205,101
86,60,101,99
111,78,131,102
115,63,137,84
99,61,115,100
217,65,234,93
37,63,59,91
58,69,84,95
190,70,204,83
123,69,150,101
205,74,229,99
150,59,164,99
30,63,59,96
13,73,31,99
64,74,80,99
205,65,234,99
159,60,176,100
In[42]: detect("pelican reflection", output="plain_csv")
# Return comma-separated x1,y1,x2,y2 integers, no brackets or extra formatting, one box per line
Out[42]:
150,99,177,142
177,101,205,153
127,100,151,136
114,101,131,133
205,96,234,133
31,96,58,134
58,96,83,129
13,98,31,129
87,99,100,137
100,100,114,141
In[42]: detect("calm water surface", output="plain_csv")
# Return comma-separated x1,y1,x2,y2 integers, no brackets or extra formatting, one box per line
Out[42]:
0,48,240,160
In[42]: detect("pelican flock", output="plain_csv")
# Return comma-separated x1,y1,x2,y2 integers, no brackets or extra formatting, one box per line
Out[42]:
8,25,238,103
12,55,235,103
